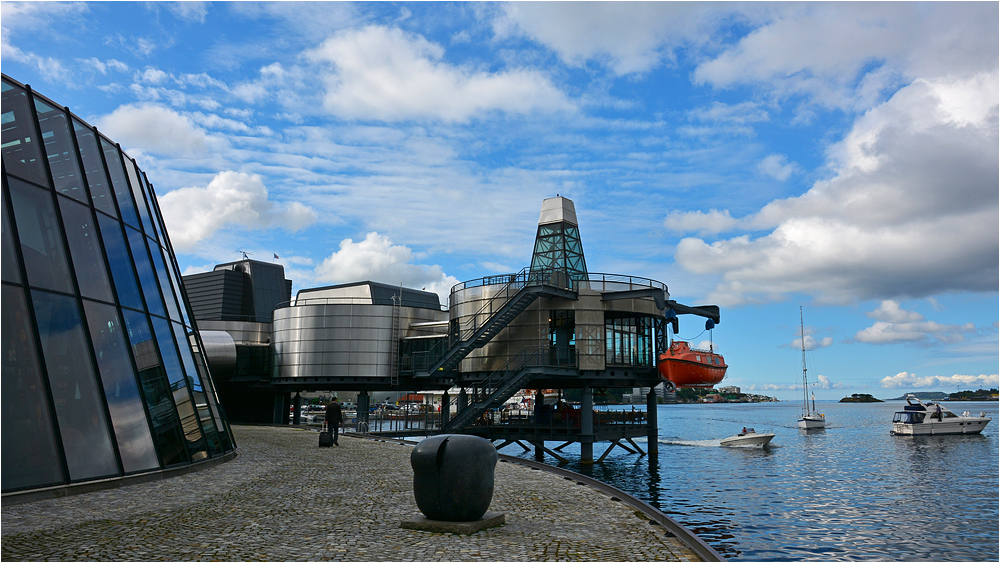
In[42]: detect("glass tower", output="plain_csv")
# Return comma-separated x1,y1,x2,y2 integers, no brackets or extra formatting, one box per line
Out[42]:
1,74,234,493
529,196,588,286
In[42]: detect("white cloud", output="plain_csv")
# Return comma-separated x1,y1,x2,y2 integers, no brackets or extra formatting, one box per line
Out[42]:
158,171,317,251
166,1,208,24
493,2,732,75
693,3,998,111
757,154,798,181
813,374,847,390
791,335,834,352
314,232,459,305
855,301,975,345
96,103,222,158
879,371,999,389
674,72,999,306
305,25,574,122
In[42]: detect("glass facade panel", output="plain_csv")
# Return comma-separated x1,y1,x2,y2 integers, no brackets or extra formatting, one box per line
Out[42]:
141,173,166,243
82,300,160,473
152,316,207,461
72,119,115,215
97,213,144,310
173,322,221,455
34,97,87,204
1,79,48,186
605,315,652,367
124,157,157,236
148,237,182,322
1,285,64,491
122,308,187,466
100,138,138,228
31,290,119,481
2,192,21,283
8,177,74,293
58,197,114,302
125,226,166,317
165,254,192,326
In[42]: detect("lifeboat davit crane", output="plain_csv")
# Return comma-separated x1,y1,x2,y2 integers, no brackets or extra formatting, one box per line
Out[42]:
656,302,727,392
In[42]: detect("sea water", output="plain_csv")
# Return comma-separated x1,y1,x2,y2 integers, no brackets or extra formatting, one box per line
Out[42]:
505,401,999,561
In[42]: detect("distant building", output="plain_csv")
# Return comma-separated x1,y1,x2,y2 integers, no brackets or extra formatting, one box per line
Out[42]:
718,385,741,395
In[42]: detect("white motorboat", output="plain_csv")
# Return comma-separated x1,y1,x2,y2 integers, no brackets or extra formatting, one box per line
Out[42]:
720,428,775,447
796,307,826,429
891,395,992,436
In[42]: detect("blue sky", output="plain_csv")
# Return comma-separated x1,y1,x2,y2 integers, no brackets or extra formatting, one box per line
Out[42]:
4,2,997,400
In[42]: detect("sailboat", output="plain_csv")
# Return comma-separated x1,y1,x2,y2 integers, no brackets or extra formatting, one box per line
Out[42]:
797,306,826,429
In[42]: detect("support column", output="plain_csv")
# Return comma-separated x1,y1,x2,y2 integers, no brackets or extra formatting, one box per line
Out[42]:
458,388,468,414
292,392,303,425
647,388,658,460
532,440,544,462
358,391,370,427
441,390,451,427
581,386,594,464
275,392,291,424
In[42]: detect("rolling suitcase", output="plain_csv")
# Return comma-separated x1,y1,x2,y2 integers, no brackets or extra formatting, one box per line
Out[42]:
319,423,334,447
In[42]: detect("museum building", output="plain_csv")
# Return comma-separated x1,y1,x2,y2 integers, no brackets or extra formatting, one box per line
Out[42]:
1,74,236,495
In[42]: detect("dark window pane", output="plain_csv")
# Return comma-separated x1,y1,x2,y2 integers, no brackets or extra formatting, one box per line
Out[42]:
165,252,192,326
124,158,157,237
8,177,73,293
189,336,231,450
1,79,48,186
147,237,181,321
97,213,143,310
172,322,220,455
151,316,207,461
34,97,87,204
31,290,118,481
58,198,113,302
125,226,165,317
100,138,138,227
2,191,21,283
72,119,115,215
1,285,64,491
141,173,166,243
82,300,159,473
121,309,186,466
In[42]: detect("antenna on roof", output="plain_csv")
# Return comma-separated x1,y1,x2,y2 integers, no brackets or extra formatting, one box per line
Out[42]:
236,249,251,260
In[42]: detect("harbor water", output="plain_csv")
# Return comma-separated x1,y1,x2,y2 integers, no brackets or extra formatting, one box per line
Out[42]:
506,400,999,561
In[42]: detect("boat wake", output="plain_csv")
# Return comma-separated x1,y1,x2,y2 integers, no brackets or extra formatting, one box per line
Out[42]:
658,437,722,447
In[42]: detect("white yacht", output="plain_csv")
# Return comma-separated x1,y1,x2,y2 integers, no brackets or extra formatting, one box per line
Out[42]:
720,428,775,447
796,307,826,429
890,395,992,435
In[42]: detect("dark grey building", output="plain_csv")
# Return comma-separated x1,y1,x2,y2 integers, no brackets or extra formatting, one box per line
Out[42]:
1,74,235,495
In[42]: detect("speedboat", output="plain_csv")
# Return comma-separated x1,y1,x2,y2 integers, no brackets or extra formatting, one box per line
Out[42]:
890,395,992,436
720,428,774,447
657,340,727,392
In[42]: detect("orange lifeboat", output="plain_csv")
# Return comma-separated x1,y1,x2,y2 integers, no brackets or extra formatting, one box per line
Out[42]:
657,340,727,392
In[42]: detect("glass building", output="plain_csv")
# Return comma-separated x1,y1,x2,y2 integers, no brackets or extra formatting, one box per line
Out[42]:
1,74,234,495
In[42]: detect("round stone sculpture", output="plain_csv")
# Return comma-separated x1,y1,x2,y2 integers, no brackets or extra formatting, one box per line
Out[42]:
410,434,498,522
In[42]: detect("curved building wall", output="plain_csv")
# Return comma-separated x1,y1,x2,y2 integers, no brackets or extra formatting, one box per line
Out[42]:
272,301,446,379
1,75,234,494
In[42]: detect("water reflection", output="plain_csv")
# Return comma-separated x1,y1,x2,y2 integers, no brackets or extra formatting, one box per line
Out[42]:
515,401,998,561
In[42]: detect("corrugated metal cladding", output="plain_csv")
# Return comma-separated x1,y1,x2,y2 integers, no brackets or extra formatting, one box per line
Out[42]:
184,269,246,321
1,74,235,495
297,281,442,310
184,259,291,323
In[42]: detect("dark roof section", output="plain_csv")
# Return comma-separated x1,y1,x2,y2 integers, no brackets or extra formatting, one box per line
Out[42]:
297,281,441,310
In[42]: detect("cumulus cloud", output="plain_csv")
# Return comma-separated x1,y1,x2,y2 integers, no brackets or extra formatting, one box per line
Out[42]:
674,73,999,306
855,300,975,345
315,232,460,305
813,374,847,390
880,371,999,389
306,25,574,122
158,171,317,251
791,334,834,351
96,103,223,158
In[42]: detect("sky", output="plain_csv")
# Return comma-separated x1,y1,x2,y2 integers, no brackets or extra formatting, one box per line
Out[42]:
3,1,997,401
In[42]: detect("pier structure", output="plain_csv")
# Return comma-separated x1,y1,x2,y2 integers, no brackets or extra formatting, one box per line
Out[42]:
199,196,721,463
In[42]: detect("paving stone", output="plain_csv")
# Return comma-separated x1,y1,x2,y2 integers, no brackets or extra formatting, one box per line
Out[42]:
2,425,703,562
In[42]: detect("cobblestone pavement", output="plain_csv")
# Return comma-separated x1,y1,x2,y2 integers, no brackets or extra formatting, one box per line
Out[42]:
2,425,701,562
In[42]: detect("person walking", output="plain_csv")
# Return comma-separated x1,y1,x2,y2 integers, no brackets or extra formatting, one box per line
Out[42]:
325,396,344,446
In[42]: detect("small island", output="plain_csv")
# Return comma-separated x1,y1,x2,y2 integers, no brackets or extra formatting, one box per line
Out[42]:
840,393,883,403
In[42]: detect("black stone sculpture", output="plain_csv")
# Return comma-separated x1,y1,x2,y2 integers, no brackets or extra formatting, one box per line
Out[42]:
410,434,497,522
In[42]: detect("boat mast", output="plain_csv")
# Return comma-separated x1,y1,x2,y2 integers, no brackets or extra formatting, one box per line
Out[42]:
800,306,809,415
